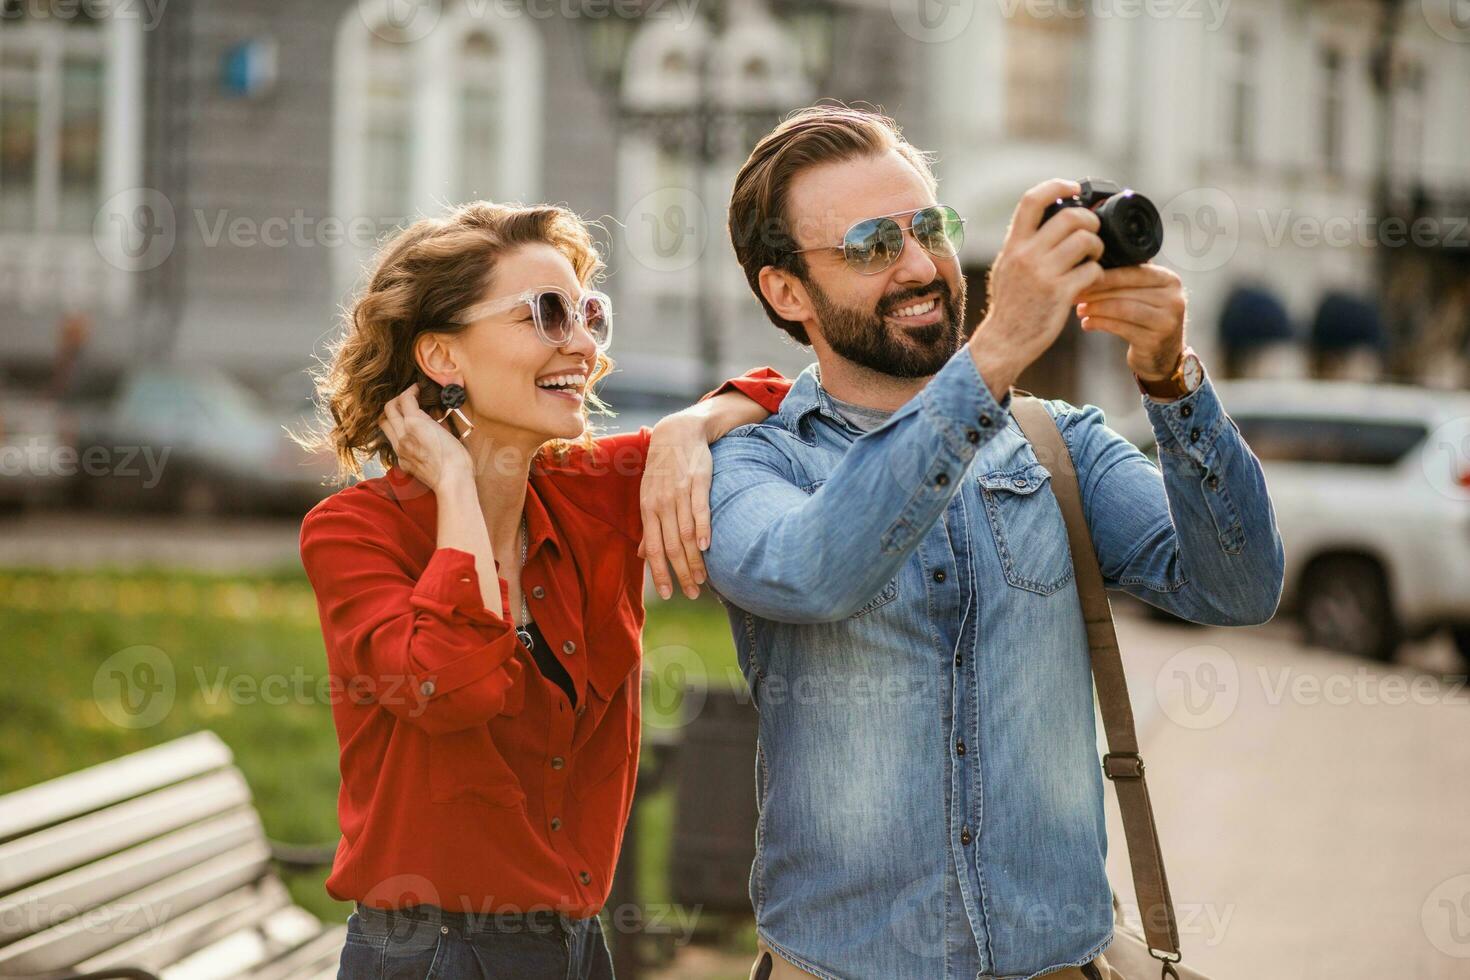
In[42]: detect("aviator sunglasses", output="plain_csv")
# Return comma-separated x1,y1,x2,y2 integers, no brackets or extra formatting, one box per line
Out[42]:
451,285,614,351
789,204,966,276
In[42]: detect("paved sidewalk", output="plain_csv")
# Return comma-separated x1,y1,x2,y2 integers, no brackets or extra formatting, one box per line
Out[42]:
1107,611,1469,978
0,513,304,571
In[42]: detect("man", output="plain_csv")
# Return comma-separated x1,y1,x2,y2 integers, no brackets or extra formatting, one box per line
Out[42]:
700,105,1284,980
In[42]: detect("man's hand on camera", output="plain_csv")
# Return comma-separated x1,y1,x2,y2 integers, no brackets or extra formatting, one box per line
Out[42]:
967,179,1105,400
1074,264,1187,381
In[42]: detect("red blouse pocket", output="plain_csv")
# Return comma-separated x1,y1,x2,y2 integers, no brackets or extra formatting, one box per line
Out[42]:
427,657,528,808
429,724,527,807
569,634,640,800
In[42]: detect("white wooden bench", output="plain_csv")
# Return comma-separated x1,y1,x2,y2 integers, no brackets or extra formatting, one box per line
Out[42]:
0,731,344,980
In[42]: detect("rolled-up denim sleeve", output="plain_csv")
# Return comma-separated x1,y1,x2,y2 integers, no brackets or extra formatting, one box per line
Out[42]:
705,347,1011,623
1054,375,1285,625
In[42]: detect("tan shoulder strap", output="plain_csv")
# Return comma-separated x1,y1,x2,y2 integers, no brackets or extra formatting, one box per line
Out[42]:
1009,392,1183,969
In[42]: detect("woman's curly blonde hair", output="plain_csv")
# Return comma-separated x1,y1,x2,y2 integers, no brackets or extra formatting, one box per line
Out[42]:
297,201,615,484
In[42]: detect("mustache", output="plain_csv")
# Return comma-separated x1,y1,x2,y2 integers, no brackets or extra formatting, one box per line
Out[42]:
877,281,952,316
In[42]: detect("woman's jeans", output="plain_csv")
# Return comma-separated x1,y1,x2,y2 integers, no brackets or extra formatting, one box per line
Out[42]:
338,902,614,979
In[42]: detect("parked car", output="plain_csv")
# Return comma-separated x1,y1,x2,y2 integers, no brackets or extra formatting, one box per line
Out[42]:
1127,379,1470,662
77,365,336,516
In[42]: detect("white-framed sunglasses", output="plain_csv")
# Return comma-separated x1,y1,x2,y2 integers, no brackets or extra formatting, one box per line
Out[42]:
451,285,613,351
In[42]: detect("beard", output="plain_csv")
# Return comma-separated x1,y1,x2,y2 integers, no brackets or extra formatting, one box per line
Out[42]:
805,274,968,379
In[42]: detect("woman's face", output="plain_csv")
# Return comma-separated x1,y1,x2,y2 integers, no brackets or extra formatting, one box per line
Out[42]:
446,243,600,447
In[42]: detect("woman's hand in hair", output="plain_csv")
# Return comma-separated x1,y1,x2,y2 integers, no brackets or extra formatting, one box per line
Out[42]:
378,384,474,493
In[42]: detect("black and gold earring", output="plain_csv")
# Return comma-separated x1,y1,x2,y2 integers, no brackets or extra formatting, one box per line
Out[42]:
437,383,474,439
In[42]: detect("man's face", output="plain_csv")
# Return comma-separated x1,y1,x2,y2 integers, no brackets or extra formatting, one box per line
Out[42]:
785,148,968,378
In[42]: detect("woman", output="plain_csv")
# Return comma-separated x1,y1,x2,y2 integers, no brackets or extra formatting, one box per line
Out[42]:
297,201,789,979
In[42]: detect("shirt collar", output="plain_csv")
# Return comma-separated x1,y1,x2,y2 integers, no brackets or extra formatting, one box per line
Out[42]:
778,363,856,439
383,464,562,561
779,362,887,441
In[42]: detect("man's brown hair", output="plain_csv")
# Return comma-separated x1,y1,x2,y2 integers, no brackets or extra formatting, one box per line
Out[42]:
727,102,939,345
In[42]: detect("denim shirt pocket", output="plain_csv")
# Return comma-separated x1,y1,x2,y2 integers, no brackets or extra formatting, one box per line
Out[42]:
977,461,1076,596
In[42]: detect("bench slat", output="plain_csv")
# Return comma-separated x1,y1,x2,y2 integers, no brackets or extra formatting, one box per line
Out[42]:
79,877,290,975
0,807,265,946
0,732,234,844
158,905,322,980
0,841,272,971
243,924,346,980
0,769,253,894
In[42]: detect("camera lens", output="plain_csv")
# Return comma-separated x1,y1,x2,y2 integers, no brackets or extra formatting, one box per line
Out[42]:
1095,191,1163,268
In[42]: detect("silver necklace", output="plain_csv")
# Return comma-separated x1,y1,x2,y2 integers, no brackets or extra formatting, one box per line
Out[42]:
515,514,534,652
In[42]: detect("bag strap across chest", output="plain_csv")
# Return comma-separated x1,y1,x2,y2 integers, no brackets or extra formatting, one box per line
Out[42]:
1009,392,1183,969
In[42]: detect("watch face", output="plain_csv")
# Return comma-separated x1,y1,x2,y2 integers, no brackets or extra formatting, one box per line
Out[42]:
1181,353,1203,391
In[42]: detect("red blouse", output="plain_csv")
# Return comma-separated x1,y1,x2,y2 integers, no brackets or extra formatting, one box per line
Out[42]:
299,369,790,917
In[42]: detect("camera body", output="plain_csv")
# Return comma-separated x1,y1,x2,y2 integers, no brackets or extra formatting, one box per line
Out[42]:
1041,178,1163,268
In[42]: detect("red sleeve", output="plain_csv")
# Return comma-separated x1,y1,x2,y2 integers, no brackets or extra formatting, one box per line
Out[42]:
546,368,791,538
299,502,525,736
697,366,791,415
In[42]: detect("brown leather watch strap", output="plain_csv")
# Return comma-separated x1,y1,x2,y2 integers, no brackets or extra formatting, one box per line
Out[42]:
1009,393,1183,964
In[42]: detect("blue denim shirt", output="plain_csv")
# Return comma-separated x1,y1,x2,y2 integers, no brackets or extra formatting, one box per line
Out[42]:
704,346,1284,980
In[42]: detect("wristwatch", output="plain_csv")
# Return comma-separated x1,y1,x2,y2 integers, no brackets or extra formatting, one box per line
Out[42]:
1134,346,1203,400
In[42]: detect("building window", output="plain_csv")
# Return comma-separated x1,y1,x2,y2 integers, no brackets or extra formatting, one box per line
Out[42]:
1004,9,1088,142
1390,58,1425,184
361,31,412,221
1318,46,1344,174
1222,28,1257,165
0,11,104,233
333,2,542,293
458,31,501,201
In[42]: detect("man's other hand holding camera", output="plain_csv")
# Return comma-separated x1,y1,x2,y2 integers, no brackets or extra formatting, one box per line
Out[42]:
967,178,1187,401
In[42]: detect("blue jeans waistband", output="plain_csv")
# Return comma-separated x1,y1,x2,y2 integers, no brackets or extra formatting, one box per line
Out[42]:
353,901,591,938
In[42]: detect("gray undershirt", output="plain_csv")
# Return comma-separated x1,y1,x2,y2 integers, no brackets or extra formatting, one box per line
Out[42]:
824,390,896,434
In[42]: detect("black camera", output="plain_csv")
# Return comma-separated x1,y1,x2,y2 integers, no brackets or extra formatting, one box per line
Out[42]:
1041,178,1163,268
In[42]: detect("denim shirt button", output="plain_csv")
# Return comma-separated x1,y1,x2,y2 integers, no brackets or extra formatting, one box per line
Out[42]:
1180,404,1193,418
1013,477,1028,488
966,429,980,443
1189,427,1201,443
1206,474,1220,490
955,740,966,756
960,826,973,845
933,569,947,583
954,653,963,667
935,472,950,487
978,414,992,427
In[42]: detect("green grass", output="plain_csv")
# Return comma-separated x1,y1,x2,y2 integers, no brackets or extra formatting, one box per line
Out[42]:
0,566,749,926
